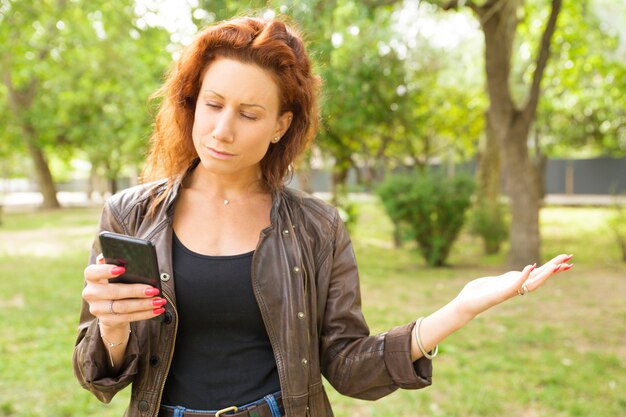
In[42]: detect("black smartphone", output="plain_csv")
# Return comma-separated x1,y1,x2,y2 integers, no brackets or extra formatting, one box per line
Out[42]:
99,231,161,291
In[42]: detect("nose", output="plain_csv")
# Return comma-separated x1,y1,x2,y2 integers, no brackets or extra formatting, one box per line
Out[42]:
211,109,235,142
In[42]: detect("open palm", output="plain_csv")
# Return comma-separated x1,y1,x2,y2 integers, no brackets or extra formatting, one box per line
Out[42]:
455,254,574,320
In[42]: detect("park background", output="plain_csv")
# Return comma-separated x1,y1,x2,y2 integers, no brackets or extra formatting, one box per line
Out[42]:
0,0,625,416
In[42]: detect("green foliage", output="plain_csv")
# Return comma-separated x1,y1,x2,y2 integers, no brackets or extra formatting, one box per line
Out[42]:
0,0,171,184
516,0,626,157
469,198,510,255
377,171,475,266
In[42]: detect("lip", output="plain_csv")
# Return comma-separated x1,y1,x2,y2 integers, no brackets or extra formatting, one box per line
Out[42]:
205,146,236,160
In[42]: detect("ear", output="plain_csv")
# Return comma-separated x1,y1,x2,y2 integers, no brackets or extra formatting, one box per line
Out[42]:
273,111,293,142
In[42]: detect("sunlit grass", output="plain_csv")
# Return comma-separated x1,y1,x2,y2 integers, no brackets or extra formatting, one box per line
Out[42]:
0,202,624,417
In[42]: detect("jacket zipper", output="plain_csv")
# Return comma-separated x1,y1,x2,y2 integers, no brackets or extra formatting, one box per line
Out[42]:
153,291,178,417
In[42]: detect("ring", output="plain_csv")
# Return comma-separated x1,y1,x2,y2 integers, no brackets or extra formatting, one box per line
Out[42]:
517,283,529,296
109,300,118,315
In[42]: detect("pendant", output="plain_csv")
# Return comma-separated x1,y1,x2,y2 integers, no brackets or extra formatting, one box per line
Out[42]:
223,199,229,205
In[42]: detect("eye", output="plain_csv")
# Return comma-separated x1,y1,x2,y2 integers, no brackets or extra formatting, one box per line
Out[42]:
205,101,221,109
241,113,257,121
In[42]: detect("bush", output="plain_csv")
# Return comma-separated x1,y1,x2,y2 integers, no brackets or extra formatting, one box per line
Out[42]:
377,171,475,267
334,184,359,235
469,198,509,255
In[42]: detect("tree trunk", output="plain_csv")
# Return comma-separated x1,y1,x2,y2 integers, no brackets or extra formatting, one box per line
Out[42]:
23,126,60,209
331,165,350,206
476,0,561,268
2,67,60,209
533,125,547,201
503,112,541,268
477,112,501,203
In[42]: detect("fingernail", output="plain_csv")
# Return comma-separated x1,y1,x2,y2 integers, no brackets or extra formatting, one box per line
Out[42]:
111,266,125,275
145,288,160,297
564,254,574,262
553,264,561,272
152,298,167,307
563,264,574,271
153,307,165,315
531,263,537,270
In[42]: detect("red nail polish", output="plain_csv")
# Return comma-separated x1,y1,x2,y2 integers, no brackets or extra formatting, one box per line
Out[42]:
111,266,125,275
564,254,574,262
145,288,160,297
563,264,574,271
153,307,165,315
553,264,561,272
152,298,167,307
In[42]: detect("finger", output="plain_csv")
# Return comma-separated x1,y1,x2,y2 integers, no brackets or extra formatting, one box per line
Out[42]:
545,253,574,266
91,297,167,317
96,253,105,264
513,264,536,293
82,282,160,303
84,263,126,283
524,262,569,292
553,263,574,273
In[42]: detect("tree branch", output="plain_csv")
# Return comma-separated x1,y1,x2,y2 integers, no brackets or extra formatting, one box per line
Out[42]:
523,0,562,120
442,0,480,14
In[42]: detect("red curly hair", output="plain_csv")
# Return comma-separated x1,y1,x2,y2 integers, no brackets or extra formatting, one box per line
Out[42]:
142,16,319,203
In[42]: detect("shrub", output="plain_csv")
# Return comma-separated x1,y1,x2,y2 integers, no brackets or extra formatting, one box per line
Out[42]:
377,171,475,267
469,198,509,255
333,184,359,235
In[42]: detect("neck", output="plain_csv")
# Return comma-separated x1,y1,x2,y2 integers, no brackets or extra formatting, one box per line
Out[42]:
185,165,266,201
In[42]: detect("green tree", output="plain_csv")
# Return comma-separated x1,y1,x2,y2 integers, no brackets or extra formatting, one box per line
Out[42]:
0,0,170,207
436,0,563,268
1,0,69,208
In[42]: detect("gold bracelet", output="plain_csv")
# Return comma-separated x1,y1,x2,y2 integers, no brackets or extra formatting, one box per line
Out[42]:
98,321,131,368
415,317,438,360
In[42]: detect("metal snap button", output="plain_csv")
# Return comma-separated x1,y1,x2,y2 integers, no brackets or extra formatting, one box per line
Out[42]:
297,312,305,319
162,311,173,324
283,229,290,235
293,266,300,273
138,400,149,412
160,273,170,282
302,358,308,365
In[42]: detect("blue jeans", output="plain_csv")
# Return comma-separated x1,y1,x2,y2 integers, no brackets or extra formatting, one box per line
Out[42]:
161,391,282,417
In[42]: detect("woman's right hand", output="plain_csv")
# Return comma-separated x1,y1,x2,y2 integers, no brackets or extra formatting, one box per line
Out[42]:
82,253,167,330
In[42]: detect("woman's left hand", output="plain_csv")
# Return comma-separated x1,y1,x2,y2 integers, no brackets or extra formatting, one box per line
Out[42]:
453,254,574,322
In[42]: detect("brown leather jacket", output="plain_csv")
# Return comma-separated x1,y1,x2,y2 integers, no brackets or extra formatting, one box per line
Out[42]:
73,175,432,417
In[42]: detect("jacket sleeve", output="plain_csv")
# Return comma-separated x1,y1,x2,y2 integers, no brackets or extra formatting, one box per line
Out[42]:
72,201,141,403
318,211,432,400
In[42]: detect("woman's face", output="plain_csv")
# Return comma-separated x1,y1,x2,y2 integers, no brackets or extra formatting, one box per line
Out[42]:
192,57,292,181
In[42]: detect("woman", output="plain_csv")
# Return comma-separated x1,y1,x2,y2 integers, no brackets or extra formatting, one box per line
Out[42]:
73,16,573,417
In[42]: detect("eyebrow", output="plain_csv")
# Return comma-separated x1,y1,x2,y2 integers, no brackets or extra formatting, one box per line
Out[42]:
204,89,267,111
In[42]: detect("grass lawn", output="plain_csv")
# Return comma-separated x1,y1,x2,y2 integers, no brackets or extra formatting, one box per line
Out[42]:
0,201,624,417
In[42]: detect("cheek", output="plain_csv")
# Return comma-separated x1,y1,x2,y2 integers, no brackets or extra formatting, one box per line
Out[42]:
192,111,210,139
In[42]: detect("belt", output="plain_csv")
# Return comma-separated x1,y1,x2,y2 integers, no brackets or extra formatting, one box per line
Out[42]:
158,394,284,417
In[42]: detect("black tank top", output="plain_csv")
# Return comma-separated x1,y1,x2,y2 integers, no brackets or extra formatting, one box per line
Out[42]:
161,233,280,409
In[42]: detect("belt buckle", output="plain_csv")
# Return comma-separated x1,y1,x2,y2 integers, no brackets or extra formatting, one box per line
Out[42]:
215,405,238,417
